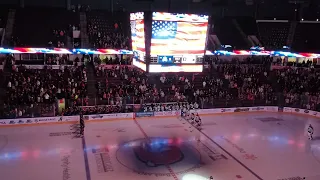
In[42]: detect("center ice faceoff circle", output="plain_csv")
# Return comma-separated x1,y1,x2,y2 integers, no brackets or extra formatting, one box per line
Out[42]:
116,137,202,176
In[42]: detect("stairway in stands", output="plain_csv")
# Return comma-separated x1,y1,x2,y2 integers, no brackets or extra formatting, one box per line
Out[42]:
85,61,97,105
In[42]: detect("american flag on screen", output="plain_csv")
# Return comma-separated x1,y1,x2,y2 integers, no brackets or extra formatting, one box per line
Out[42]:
131,19,145,52
151,20,208,55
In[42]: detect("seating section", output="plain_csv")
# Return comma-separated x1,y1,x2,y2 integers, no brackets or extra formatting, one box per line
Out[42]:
213,17,249,49
13,7,78,47
235,17,258,35
95,65,147,105
0,7,8,28
87,11,130,49
4,66,87,118
0,7,8,45
292,23,320,52
257,22,290,49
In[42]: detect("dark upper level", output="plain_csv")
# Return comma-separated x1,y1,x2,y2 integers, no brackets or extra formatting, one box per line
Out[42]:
12,7,78,47
292,22,320,53
86,11,130,49
0,7,9,28
257,22,290,50
212,17,249,49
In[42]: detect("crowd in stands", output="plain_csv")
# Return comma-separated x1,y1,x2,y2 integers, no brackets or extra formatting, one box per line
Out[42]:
2,61,87,118
45,54,85,66
95,64,148,105
87,11,130,49
2,52,320,118
2,54,320,118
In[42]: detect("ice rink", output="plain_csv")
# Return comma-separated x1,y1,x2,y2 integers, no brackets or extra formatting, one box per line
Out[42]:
0,112,320,180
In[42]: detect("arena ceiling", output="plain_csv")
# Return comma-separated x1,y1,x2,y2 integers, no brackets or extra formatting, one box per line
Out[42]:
0,0,319,18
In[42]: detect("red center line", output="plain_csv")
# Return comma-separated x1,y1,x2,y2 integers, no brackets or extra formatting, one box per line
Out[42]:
133,118,179,180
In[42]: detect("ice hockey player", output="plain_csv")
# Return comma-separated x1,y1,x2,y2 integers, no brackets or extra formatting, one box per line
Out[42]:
79,111,85,136
190,113,196,124
307,124,314,140
209,176,213,180
195,113,202,129
181,107,187,118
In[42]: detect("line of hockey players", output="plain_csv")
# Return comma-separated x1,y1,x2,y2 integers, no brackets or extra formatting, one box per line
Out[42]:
143,102,200,112
181,108,202,130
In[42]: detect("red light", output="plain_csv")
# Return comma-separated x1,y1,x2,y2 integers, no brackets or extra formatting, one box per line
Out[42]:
33,150,40,157
21,151,27,157
288,140,295,145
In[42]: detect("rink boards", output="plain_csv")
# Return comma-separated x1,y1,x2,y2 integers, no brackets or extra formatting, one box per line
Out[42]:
0,106,319,127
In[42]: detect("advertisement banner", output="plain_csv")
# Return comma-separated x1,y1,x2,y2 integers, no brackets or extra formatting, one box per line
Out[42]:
0,116,59,126
62,116,78,122
303,109,310,114
234,108,250,113
0,121,7,125
309,110,318,116
136,112,154,118
88,113,133,120
264,107,278,112
192,109,222,114
90,114,104,120
116,113,133,118
294,108,300,113
283,107,292,113
154,110,180,117
250,107,265,111
220,108,234,113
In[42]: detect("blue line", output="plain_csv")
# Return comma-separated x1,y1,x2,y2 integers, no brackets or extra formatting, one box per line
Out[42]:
82,137,91,180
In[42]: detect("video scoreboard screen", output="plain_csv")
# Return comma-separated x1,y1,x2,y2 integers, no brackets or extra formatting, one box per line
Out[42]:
130,12,146,71
150,12,208,58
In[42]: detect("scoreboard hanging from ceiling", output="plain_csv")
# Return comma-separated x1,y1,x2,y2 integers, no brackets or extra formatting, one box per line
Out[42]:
150,12,209,65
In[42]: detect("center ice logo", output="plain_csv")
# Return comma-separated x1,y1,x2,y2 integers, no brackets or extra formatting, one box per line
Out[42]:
133,142,184,167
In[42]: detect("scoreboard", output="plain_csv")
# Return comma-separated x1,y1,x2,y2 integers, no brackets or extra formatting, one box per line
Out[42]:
157,55,203,64
130,12,208,73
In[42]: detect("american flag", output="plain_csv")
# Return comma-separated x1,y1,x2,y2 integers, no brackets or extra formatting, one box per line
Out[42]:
151,20,208,55
131,19,145,52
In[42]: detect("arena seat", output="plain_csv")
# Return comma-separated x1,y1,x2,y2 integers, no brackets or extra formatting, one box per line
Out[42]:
257,22,290,50
213,17,249,49
86,10,130,49
12,7,78,47
292,22,320,52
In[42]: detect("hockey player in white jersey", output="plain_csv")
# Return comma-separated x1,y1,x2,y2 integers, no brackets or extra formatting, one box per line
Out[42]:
307,124,314,140
194,113,202,129
181,107,187,118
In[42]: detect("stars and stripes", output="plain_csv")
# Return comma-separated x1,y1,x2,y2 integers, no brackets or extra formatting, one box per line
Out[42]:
131,19,145,52
151,20,208,55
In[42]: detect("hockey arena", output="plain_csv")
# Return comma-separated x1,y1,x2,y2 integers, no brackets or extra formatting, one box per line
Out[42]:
0,107,319,180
